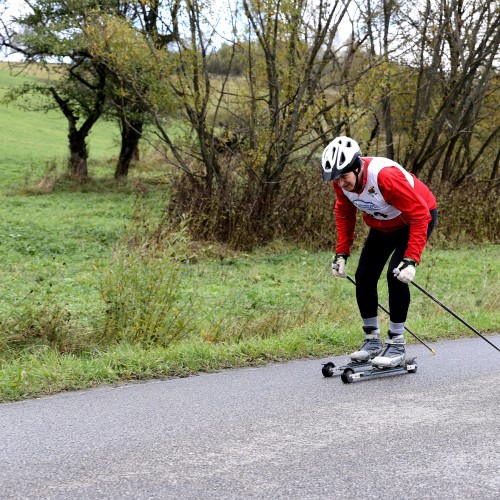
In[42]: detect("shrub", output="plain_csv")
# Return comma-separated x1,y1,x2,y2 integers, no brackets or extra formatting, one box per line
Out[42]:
0,268,87,355
98,215,196,347
168,159,498,251
168,162,339,251
431,181,499,246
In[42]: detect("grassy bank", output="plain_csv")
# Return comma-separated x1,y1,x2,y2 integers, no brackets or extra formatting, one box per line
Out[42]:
0,241,498,402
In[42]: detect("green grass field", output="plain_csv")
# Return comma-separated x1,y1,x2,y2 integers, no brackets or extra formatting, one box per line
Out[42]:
0,63,498,402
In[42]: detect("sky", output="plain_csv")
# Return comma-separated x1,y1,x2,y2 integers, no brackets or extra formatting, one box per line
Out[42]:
1,0,30,61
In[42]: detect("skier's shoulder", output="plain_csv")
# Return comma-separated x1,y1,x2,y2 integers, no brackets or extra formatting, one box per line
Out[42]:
363,156,405,171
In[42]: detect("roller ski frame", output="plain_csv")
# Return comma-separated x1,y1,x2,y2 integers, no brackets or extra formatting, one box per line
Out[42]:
321,360,373,378
322,357,418,383
340,357,418,383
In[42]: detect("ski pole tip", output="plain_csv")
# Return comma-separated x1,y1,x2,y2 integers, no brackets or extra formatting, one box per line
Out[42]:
431,348,436,355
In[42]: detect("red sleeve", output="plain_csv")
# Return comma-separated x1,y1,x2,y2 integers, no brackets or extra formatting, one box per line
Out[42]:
332,182,357,255
378,168,431,263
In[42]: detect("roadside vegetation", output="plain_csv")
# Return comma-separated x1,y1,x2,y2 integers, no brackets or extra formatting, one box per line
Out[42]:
0,63,498,401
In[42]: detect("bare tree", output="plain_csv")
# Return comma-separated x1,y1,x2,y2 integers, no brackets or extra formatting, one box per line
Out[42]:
235,0,367,196
399,0,500,185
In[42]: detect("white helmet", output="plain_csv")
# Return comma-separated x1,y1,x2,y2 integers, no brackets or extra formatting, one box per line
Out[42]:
321,136,362,181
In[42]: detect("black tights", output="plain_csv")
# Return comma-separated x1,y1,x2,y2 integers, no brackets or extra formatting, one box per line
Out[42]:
355,209,437,323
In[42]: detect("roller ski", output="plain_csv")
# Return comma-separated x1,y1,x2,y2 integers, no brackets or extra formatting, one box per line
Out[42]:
340,332,418,384
322,359,373,378
322,327,382,378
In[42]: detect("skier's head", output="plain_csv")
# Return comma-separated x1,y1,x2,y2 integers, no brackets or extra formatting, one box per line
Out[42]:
321,136,362,182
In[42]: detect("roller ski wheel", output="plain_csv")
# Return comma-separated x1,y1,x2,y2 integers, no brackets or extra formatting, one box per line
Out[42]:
322,360,372,378
407,358,418,373
340,357,418,384
322,362,336,377
340,368,354,384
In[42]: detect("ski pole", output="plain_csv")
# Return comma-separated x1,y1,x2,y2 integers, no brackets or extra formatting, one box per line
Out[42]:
410,280,500,353
346,274,436,354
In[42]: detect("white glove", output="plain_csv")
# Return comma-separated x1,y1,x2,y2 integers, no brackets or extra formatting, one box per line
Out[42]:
393,258,417,283
332,254,348,278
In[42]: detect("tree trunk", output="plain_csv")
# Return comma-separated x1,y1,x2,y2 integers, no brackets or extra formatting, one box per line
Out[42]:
115,118,143,178
49,70,106,179
489,146,500,183
382,0,394,159
382,95,394,159
68,129,89,178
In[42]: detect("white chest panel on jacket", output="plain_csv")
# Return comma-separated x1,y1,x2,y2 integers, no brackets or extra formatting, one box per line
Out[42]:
343,158,415,220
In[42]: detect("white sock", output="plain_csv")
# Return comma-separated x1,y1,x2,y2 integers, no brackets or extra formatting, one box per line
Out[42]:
363,317,380,333
389,321,405,336
363,317,379,328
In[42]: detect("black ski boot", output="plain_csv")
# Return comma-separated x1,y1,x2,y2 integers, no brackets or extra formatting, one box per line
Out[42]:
350,327,383,362
372,331,406,368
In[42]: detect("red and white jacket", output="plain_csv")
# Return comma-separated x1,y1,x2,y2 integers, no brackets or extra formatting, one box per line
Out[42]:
333,157,437,263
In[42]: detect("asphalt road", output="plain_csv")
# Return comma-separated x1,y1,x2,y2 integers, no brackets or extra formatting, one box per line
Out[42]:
1,334,499,499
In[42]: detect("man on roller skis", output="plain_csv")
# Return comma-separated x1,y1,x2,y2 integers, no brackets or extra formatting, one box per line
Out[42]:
322,136,438,368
